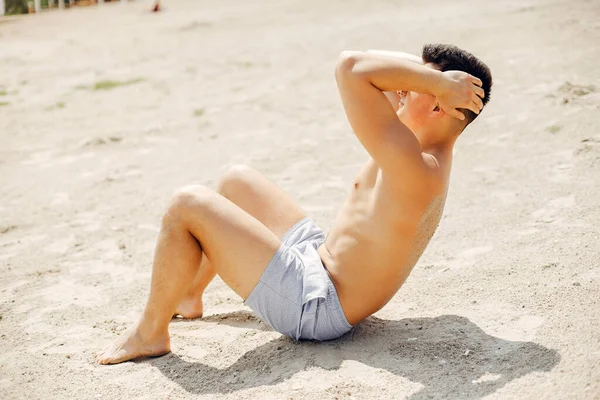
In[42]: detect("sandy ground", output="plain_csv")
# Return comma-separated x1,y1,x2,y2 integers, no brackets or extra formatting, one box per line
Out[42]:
1,0,599,398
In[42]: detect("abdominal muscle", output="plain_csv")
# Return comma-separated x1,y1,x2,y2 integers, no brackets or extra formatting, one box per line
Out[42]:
318,160,445,326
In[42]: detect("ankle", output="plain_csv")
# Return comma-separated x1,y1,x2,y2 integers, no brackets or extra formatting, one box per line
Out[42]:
184,286,205,300
138,312,170,336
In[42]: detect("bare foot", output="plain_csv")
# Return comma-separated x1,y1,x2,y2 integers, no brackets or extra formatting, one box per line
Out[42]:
174,296,203,319
95,323,170,365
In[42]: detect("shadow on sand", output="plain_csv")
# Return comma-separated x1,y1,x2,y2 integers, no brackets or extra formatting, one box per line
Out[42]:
150,312,559,399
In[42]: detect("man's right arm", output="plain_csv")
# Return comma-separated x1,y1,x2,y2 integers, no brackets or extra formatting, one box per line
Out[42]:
335,51,440,181
366,50,423,112
334,51,483,179
367,50,423,64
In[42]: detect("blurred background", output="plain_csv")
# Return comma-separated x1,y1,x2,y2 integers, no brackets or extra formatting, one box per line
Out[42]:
2,0,121,16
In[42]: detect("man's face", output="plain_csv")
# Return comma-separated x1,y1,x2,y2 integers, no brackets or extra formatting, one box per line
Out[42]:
396,90,436,129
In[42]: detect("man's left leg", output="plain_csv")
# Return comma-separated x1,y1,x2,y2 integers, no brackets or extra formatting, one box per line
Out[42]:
96,185,283,365
174,164,307,319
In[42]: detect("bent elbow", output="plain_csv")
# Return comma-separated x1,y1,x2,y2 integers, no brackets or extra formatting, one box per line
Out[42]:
335,51,364,78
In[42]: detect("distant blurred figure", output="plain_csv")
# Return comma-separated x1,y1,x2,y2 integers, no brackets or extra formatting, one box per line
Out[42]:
151,0,160,12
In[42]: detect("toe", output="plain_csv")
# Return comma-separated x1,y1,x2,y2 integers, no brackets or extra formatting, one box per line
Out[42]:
98,352,118,365
96,348,119,365
98,350,115,364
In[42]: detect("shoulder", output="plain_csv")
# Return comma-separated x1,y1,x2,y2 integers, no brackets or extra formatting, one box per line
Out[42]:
380,151,447,194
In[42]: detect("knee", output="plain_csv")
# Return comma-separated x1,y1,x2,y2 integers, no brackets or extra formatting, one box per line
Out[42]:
218,164,254,197
163,184,215,224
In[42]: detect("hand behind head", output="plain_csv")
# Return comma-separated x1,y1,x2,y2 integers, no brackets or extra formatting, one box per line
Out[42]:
436,70,485,121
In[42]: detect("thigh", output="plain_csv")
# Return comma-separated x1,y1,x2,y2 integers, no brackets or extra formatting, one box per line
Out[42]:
175,185,281,300
218,165,306,239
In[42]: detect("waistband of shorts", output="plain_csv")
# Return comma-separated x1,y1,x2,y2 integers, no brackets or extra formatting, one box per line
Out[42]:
324,270,354,332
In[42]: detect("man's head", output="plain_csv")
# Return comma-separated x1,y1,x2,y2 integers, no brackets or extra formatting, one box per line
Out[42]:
396,44,493,139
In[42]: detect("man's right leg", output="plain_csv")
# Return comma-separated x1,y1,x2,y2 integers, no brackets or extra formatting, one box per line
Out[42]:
175,164,307,318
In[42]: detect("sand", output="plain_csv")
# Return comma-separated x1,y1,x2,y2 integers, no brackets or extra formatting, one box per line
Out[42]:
0,0,599,398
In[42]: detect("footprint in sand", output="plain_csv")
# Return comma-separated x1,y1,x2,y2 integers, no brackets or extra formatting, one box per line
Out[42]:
557,81,597,105
575,137,600,160
530,196,574,225
0,225,18,234
77,136,123,148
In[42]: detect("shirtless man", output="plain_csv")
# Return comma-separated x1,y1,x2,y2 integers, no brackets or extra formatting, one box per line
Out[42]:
96,44,492,364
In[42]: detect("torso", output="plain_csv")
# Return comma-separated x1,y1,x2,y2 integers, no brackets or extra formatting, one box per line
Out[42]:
318,156,449,325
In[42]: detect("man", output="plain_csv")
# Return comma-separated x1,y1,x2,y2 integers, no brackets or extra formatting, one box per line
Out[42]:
96,44,492,364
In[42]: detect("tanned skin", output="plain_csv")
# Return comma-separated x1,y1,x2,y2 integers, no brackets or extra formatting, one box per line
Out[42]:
320,50,484,325
95,50,484,365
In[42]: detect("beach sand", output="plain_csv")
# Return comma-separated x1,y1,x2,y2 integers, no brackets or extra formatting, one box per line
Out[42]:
0,0,599,398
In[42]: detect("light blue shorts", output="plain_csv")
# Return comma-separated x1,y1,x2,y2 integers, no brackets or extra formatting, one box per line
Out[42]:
245,218,353,341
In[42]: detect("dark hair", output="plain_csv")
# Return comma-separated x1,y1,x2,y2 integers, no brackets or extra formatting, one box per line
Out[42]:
422,44,492,123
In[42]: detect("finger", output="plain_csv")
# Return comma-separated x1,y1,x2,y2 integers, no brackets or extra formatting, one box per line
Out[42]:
472,93,484,109
468,101,481,114
473,84,485,99
471,76,483,87
450,108,465,120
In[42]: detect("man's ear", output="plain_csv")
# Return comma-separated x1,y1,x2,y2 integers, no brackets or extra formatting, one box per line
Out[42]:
431,104,444,117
